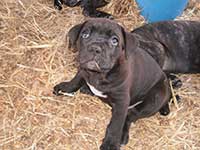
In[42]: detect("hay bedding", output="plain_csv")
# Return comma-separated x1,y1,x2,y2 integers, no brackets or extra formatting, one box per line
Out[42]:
0,0,199,149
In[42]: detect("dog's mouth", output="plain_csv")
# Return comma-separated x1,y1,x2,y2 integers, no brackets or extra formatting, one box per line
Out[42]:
80,60,111,73
80,60,101,72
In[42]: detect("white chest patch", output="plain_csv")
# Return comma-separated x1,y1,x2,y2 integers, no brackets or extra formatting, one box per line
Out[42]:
87,82,107,98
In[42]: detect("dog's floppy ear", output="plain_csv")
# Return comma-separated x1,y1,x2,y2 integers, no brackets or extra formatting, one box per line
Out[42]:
121,27,138,58
68,22,85,51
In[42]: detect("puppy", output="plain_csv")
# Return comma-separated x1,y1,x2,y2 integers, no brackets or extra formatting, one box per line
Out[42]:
54,0,112,18
54,0,81,10
132,20,200,74
53,19,173,150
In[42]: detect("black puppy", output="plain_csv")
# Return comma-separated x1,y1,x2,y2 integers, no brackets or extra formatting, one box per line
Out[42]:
54,0,112,18
53,19,174,150
53,19,200,149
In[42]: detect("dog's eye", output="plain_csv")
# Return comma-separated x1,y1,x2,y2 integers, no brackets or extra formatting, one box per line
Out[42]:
81,31,90,39
111,36,119,46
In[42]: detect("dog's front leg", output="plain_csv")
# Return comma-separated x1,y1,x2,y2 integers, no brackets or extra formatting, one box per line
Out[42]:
53,71,85,96
100,95,130,150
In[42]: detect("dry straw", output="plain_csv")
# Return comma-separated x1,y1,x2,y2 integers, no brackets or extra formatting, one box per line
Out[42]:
0,0,199,150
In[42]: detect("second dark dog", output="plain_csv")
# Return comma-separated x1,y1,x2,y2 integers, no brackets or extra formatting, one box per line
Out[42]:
54,0,112,18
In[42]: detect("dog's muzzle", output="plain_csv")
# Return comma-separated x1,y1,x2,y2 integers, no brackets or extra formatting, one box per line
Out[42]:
81,44,103,72
81,60,101,72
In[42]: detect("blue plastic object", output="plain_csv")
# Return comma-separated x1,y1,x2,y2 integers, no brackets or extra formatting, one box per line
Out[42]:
136,0,189,22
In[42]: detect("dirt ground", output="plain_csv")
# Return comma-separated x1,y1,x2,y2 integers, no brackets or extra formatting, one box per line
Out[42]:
0,0,200,150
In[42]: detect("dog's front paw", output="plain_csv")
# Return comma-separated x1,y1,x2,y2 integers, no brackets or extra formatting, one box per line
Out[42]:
53,82,74,96
100,141,120,150
171,78,182,89
54,0,63,10
168,74,182,89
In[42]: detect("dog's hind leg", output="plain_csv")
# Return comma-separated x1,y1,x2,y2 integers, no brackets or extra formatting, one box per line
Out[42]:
159,103,170,116
120,79,171,146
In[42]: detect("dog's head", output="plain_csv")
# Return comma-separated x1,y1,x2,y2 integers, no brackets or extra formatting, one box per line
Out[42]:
68,18,137,73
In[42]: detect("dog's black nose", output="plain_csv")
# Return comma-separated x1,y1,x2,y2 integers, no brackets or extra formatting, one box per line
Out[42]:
89,45,102,54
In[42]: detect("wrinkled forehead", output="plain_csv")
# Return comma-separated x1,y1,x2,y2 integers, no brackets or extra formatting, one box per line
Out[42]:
83,19,123,37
